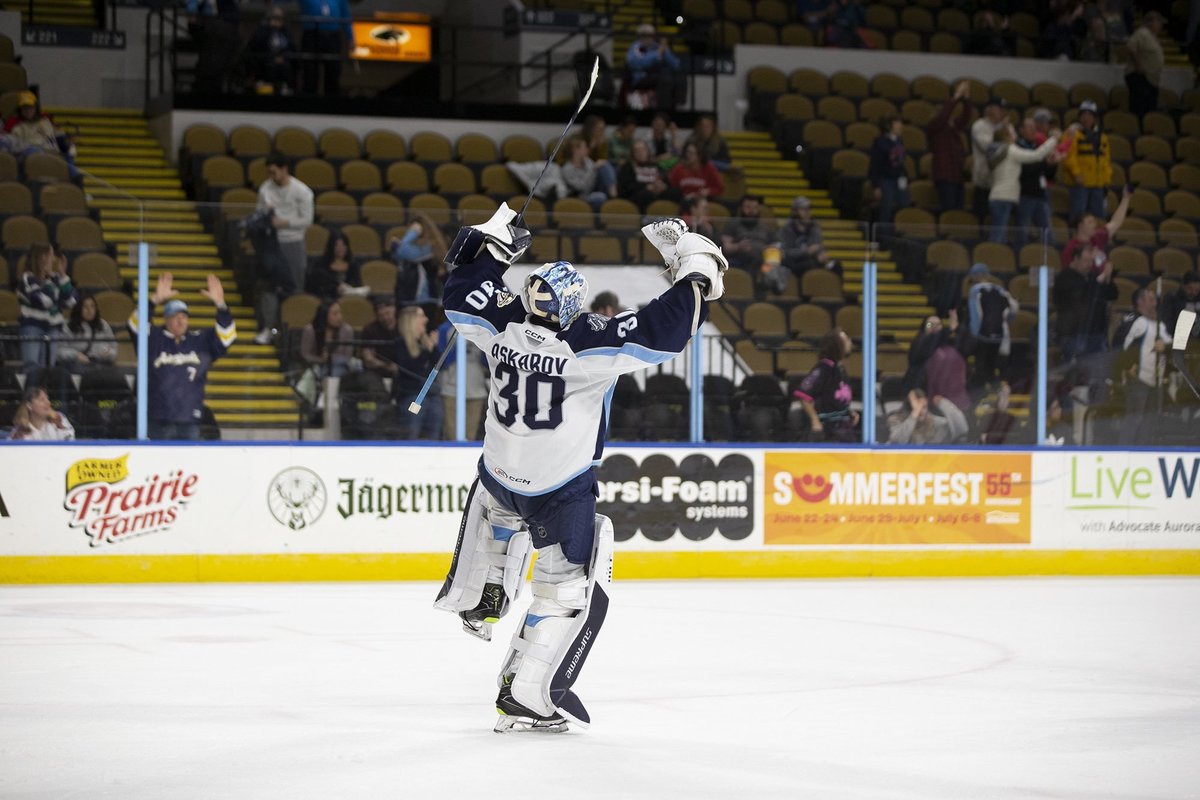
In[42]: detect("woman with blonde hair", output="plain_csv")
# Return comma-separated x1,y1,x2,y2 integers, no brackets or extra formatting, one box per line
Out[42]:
392,305,442,439
389,212,449,304
10,385,75,440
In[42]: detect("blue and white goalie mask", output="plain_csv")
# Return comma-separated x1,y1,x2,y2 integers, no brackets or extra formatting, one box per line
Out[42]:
523,261,589,329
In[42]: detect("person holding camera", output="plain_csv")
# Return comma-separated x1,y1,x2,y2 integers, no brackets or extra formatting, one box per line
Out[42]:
625,23,685,110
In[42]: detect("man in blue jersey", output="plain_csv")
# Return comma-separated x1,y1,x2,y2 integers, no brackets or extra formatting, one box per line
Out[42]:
433,205,727,732
130,272,236,440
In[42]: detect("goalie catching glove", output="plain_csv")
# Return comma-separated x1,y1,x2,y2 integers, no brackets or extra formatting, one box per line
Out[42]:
641,219,728,301
446,203,533,269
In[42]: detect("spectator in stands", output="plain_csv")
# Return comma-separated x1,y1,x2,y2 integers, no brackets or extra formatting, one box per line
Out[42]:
10,385,74,441
1044,391,1076,445
360,296,400,378
668,141,724,201
757,245,789,295
255,152,314,344
625,23,685,110
1077,15,1112,62
977,383,1023,444
721,194,773,271
590,291,621,317
301,299,355,381
393,305,442,440
435,318,488,440
1015,116,1060,242
185,0,241,96
17,243,76,375
1124,11,1165,116
779,196,838,279
608,115,638,165
580,114,618,191
967,10,1017,56
648,111,681,167
868,116,909,226
617,138,680,211
298,0,350,97
1040,1,1086,59
685,114,732,172
1162,271,1200,341
3,91,75,170
796,0,832,37
1054,244,1117,362
680,195,717,239
561,134,615,211
971,98,1007,219
1115,286,1171,444
1100,0,1129,43
1060,187,1131,271
887,389,968,444
131,272,235,441
389,212,448,304
927,81,972,213
307,231,366,301
58,294,117,374
825,0,867,49
794,328,858,443
247,4,296,95
986,122,1059,243
961,263,1020,390
1061,100,1111,223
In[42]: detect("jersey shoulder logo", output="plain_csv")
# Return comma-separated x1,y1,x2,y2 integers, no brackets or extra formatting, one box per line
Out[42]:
496,291,516,308
587,314,608,331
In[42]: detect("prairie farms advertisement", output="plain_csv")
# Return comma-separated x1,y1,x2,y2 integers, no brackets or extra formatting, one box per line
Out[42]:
764,451,1032,545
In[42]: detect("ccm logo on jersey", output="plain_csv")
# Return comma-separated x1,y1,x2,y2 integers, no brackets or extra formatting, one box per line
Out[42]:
493,467,532,486
524,328,545,343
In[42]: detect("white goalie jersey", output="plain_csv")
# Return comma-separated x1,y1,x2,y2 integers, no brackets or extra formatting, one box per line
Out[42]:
444,249,708,496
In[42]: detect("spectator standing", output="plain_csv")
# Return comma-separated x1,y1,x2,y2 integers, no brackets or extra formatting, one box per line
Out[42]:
307,231,366,300
247,5,296,95
58,294,117,374
1162,271,1200,340
1060,187,1132,271
1054,244,1117,362
1078,15,1112,62
10,385,75,441
868,116,909,226
926,81,972,213
794,328,859,442
360,296,400,378
393,305,442,439
668,141,724,200
1101,0,1129,43
17,243,75,375
1040,2,1086,60
685,114,732,172
720,194,773,271
986,123,1059,242
1124,11,1165,117
1061,100,1111,223
130,273,235,441
297,0,350,97
971,98,1008,219
185,0,241,96
389,212,448,304
625,23,685,110
962,263,1020,389
1115,286,1170,444
1015,117,1060,243
301,299,354,381
648,111,680,167
779,196,838,278
825,0,867,48
616,138,680,211
255,153,314,344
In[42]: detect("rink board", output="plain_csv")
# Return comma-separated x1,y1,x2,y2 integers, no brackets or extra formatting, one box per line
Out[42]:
0,444,1197,582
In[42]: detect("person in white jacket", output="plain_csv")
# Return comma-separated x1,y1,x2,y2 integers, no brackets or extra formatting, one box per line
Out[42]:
987,123,1059,243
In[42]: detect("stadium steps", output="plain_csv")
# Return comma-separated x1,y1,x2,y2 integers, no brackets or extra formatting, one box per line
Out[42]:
0,0,96,27
46,106,300,431
725,130,928,345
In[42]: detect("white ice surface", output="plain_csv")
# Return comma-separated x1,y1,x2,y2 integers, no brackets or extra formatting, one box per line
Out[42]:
2,578,1198,800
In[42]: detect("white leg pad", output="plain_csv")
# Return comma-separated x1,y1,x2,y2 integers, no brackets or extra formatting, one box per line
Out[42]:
498,515,615,722
434,480,532,616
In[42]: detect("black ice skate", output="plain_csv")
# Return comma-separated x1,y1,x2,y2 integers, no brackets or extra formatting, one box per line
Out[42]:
459,583,507,641
494,677,568,733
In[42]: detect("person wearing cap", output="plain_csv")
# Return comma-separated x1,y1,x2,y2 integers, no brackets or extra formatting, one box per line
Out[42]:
1124,11,1165,117
721,194,773,271
1062,100,1111,223
625,22,684,110
129,272,236,440
868,116,909,226
2,90,71,159
780,196,839,279
970,96,1008,219
927,80,972,213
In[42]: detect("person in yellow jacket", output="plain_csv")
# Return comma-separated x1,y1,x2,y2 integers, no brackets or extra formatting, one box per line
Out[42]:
1061,100,1112,224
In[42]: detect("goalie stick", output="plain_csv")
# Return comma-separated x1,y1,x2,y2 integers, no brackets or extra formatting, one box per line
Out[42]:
409,57,602,415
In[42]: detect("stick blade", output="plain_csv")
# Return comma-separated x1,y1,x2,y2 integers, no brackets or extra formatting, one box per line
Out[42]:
1172,309,1196,351
408,401,422,415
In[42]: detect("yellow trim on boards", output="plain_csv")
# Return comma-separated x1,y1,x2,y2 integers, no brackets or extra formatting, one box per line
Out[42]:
1,550,1198,583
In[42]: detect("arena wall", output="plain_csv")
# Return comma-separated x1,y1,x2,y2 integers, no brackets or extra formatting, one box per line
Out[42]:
1,444,1196,582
